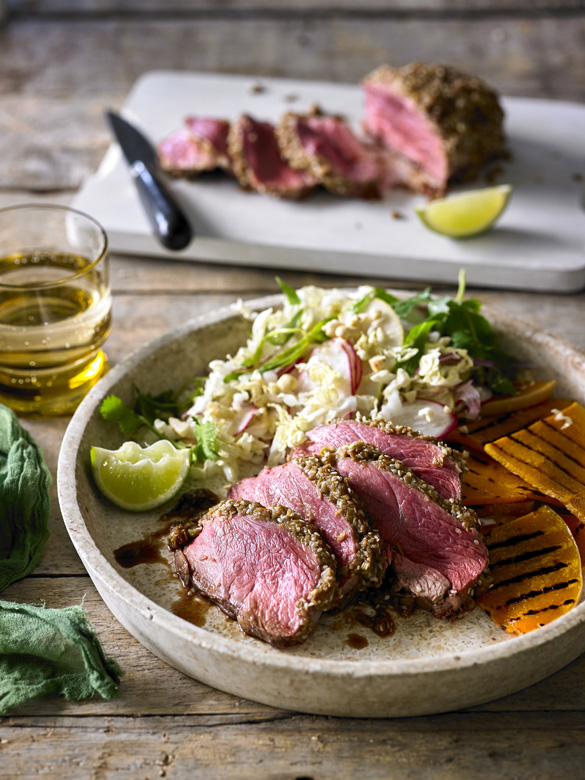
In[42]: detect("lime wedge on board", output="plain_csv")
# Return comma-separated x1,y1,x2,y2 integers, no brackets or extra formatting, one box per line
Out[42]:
91,440,190,512
416,185,512,239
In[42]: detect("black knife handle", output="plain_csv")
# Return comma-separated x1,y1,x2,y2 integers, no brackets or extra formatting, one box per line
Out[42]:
130,161,193,250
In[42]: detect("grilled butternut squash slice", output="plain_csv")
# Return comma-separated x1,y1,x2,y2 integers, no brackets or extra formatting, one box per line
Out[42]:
485,402,585,522
559,512,585,566
462,452,542,506
447,398,572,454
480,380,556,417
478,505,583,633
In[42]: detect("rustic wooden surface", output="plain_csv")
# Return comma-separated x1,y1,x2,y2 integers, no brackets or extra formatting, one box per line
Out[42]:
2,3,585,778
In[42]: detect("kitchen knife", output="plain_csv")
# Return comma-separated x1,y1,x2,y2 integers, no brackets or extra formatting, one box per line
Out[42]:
106,111,193,251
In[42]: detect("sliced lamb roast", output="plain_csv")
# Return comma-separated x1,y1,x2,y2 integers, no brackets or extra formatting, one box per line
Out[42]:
276,111,384,198
158,117,230,176
228,114,318,199
169,499,337,648
293,417,466,501
321,442,488,618
228,454,386,600
362,63,506,195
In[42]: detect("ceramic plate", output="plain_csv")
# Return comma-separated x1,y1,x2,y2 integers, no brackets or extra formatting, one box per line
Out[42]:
58,295,585,717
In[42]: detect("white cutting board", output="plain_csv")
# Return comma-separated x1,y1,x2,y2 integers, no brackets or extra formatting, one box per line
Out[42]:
74,70,585,292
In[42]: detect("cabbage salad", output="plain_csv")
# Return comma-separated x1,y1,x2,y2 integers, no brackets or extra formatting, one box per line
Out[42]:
101,275,516,493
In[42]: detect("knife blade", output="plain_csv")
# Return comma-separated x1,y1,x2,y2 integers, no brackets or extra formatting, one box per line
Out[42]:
106,111,193,251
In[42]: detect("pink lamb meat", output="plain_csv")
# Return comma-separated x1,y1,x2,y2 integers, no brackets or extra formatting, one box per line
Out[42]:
292,418,466,501
362,63,506,195
277,111,384,198
323,442,488,619
170,499,337,648
228,114,318,199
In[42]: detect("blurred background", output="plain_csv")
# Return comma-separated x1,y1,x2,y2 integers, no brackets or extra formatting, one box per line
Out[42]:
1,0,584,198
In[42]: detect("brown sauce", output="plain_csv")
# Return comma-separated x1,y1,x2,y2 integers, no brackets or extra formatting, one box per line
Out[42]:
113,519,176,569
346,633,369,650
113,490,219,570
352,602,396,639
170,590,212,627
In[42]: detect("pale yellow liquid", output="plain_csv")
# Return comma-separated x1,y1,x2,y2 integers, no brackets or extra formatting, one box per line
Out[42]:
0,252,111,415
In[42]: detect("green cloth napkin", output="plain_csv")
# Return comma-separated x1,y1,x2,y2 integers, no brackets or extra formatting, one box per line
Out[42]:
0,404,51,591
0,601,123,714
0,403,123,714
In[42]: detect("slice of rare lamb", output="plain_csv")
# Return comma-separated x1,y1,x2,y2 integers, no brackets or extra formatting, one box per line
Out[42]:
321,442,488,619
292,417,466,501
169,499,337,648
158,117,231,176
228,455,386,601
362,62,506,195
276,111,384,198
228,115,318,199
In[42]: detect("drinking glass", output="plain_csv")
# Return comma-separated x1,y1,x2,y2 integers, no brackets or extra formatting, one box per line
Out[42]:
0,204,112,415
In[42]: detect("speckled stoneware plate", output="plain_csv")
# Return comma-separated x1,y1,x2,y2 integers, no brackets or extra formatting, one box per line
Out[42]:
58,294,585,717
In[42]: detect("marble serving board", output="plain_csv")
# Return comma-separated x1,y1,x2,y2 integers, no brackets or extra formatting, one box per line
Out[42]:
73,70,585,292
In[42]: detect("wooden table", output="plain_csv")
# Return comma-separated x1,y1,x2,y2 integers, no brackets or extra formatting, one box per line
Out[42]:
2,2,585,777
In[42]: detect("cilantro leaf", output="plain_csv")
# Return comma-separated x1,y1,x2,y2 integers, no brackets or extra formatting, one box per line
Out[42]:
100,395,144,435
191,419,219,463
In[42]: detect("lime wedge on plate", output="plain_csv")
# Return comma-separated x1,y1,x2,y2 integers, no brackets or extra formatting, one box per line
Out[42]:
90,440,190,512
416,184,512,239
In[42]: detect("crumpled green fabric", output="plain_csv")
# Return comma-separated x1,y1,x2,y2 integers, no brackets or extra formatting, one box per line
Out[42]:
0,601,123,714
0,403,123,714
0,403,51,591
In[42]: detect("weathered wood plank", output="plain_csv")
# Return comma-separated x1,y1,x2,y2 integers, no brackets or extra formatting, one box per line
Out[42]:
4,576,585,718
2,711,585,780
2,577,285,717
2,16,584,190
3,17,583,97
7,0,585,14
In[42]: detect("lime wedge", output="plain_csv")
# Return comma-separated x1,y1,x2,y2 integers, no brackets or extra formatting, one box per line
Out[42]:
416,185,512,238
90,440,191,512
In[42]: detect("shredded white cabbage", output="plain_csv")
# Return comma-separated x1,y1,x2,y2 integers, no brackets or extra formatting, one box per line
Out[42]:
156,286,473,491
160,285,477,495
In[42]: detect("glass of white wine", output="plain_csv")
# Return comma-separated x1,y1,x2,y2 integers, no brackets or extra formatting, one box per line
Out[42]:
0,204,112,415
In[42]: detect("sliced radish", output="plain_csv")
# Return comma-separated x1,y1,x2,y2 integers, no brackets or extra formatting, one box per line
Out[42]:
378,398,457,439
297,338,357,396
362,296,404,347
454,380,482,420
338,339,362,394
230,402,258,435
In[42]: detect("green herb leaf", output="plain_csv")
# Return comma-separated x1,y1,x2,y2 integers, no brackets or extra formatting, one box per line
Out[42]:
276,277,301,306
191,419,219,463
100,395,144,435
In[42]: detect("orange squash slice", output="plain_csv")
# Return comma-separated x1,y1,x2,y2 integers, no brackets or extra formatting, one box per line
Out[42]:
476,499,536,520
446,398,572,453
478,505,583,633
485,402,585,522
461,452,542,506
480,380,556,417
558,512,585,566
